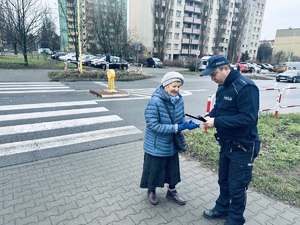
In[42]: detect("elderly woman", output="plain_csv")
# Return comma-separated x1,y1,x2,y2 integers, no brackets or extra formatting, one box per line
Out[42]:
140,71,199,205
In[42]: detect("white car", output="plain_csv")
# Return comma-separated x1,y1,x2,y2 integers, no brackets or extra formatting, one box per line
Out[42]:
90,56,105,67
58,53,75,61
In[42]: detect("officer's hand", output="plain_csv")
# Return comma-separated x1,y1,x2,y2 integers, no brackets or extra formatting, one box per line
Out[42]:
187,120,200,130
203,117,215,128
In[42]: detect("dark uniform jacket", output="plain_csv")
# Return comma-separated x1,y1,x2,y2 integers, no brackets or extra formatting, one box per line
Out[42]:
208,69,260,143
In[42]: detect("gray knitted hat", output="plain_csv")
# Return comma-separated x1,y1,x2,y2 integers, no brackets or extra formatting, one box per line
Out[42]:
161,71,184,87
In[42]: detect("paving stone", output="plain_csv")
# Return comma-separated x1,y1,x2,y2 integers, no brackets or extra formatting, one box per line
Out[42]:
0,140,299,225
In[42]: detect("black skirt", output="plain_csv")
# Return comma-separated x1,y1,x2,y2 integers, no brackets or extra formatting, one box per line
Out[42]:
140,152,181,191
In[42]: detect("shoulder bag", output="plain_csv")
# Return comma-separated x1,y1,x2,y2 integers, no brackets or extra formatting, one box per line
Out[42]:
163,101,187,153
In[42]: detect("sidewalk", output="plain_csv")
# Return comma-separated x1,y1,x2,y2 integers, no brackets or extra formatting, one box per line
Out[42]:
0,140,299,225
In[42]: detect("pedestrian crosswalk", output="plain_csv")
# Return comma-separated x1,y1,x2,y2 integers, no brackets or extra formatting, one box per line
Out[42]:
0,82,74,94
0,82,144,164
0,98,142,161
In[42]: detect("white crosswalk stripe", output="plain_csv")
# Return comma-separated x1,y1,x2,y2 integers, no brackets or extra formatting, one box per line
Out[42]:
0,115,122,136
0,107,108,122
0,126,141,156
0,82,73,94
0,82,142,159
0,100,142,157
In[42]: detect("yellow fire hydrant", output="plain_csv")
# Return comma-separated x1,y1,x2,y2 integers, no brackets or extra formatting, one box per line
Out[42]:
106,69,118,93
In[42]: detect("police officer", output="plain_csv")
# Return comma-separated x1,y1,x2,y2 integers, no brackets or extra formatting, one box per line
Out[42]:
200,55,260,225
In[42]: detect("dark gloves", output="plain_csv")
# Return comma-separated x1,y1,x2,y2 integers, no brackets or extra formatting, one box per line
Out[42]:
187,120,200,130
178,121,199,132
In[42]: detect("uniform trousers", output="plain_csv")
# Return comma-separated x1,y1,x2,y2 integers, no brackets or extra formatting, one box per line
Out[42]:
214,141,258,225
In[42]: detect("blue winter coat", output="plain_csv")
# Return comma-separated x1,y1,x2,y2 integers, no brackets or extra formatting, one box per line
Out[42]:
143,86,186,157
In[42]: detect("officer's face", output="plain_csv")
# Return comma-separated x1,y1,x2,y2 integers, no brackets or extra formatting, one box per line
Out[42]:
164,81,181,97
210,65,230,85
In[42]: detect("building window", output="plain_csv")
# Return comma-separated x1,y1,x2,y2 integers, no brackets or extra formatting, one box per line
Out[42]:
167,32,172,38
175,22,180,28
176,10,181,17
174,33,179,39
166,43,171,49
177,0,182,6
174,44,179,50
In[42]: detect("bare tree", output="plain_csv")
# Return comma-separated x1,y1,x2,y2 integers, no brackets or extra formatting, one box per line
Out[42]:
213,0,229,54
39,14,60,52
227,0,249,62
152,0,172,61
93,0,128,56
1,0,48,65
198,0,211,57
272,51,285,65
0,9,18,54
257,42,272,63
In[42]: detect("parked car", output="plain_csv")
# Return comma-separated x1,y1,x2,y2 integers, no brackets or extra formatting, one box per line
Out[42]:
273,64,288,73
58,53,75,61
146,57,163,68
276,70,300,83
257,63,270,71
82,55,96,66
239,63,249,73
94,56,130,70
263,63,274,72
51,52,67,60
90,56,105,67
240,62,256,73
70,54,94,64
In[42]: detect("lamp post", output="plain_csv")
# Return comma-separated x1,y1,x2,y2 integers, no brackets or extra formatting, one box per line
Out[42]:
77,0,82,74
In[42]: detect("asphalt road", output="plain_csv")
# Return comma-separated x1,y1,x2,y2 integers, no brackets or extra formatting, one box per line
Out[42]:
0,67,299,167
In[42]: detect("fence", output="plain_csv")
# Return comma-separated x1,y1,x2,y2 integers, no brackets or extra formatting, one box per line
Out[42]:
204,87,300,125
63,61,81,76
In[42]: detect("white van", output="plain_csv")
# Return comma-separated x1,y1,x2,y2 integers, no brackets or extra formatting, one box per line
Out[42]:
285,62,300,70
198,56,211,71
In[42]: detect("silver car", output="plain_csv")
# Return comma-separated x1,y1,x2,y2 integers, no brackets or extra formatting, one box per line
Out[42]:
276,70,300,83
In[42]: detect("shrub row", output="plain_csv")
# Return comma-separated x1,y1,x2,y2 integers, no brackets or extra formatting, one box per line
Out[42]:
48,70,153,81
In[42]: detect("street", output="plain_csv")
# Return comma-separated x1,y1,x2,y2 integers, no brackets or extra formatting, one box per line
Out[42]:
0,67,300,167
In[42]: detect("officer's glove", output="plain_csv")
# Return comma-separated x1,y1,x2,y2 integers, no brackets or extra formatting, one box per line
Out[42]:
178,122,188,132
187,120,200,130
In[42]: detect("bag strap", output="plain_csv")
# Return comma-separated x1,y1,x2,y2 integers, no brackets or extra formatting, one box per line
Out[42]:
162,100,174,124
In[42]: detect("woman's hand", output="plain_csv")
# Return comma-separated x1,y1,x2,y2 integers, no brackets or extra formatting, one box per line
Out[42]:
187,120,200,130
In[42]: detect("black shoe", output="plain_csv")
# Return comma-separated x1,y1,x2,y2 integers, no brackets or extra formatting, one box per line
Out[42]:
203,208,228,219
166,189,186,205
147,190,158,205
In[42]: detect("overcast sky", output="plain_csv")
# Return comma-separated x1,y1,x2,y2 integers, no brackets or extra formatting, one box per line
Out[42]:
260,0,300,40
45,0,299,41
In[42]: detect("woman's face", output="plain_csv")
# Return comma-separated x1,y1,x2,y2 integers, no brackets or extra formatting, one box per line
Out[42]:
164,81,181,97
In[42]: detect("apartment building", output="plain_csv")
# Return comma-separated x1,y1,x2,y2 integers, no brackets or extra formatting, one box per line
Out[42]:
129,0,266,61
58,0,95,52
273,28,300,59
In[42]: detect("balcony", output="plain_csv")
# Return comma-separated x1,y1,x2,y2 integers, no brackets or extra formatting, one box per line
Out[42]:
182,38,190,44
190,49,199,55
184,5,194,12
194,7,201,13
193,18,200,24
183,17,193,23
192,28,200,34
182,28,192,33
181,49,189,54
191,39,199,44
